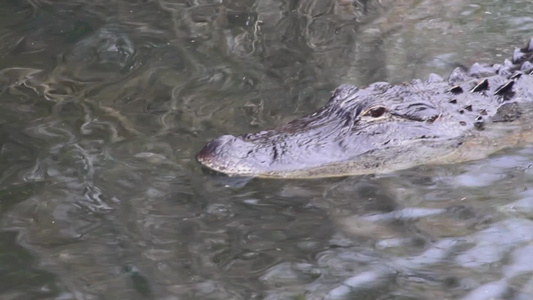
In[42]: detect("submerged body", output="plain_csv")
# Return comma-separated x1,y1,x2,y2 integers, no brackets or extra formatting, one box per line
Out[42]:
197,38,533,178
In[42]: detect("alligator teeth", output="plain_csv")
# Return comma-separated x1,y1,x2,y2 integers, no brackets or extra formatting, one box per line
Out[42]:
470,79,489,93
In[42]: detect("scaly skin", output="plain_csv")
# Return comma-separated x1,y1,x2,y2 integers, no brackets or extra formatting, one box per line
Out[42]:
197,38,533,178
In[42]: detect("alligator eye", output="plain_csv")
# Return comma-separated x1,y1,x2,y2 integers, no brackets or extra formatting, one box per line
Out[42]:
362,106,388,118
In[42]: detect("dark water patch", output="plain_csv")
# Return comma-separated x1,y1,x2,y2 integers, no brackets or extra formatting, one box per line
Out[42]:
0,231,58,299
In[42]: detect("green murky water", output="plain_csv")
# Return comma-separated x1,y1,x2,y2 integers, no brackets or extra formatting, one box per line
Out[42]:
0,0,533,299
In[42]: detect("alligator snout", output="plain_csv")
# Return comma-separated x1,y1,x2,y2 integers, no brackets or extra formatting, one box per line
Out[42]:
197,135,259,176
197,135,235,160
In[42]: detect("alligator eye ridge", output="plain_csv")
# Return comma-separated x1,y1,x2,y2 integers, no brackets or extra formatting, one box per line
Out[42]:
362,106,388,118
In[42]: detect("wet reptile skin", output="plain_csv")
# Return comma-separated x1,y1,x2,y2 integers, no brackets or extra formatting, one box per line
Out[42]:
197,38,533,178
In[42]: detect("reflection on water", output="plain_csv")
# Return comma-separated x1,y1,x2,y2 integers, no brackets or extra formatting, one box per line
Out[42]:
0,0,533,299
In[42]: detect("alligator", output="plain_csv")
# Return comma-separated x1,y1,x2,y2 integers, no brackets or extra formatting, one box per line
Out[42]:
197,37,533,178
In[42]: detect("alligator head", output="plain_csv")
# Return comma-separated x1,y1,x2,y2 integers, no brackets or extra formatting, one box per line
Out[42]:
197,38,533,178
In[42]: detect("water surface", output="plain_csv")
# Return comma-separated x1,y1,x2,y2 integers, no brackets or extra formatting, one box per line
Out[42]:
0,0,533,299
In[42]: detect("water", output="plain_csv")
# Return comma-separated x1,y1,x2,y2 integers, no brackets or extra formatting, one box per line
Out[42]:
0,0,533,299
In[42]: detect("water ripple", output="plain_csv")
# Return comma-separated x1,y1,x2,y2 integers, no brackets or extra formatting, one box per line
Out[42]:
1,0,533,299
